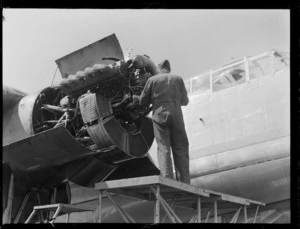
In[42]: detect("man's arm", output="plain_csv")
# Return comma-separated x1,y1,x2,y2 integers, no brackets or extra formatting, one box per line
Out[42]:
139,78,152,106
180,77,189,106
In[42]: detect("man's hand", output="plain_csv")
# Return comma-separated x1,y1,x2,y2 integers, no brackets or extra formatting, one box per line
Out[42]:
132,95,140,104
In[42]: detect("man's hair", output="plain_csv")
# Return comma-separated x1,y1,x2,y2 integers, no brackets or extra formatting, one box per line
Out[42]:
158,59,171,72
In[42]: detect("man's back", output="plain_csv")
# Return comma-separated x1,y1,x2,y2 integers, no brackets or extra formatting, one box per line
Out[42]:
138,59,191,184
150,73,182,103
140,73,189,107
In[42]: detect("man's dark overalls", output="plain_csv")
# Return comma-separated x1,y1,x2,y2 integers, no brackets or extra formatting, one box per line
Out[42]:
139,60,190,184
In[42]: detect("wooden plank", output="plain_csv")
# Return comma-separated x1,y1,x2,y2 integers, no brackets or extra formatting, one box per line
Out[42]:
95,175,160,190
34,204,60,210
158,176,209,197
95,175,209,197
204,190,249,205
245,199,265,206
34,204,94,213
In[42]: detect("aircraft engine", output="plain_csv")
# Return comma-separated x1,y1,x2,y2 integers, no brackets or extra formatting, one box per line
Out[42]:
27,56,157,164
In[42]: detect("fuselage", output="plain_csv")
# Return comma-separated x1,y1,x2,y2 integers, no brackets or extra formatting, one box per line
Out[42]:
150,50,290,204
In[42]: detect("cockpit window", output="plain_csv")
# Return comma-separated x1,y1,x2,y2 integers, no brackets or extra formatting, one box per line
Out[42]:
191,73,210,94
212,63,246,92
186,50,289,94
249,51,289,80
272,51,289,72
249,55,273,79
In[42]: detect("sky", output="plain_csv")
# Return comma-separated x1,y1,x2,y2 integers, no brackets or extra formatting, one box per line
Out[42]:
3,9,289,94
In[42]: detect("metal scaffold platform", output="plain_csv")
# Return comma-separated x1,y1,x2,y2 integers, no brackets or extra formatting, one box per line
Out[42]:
94,175,265,223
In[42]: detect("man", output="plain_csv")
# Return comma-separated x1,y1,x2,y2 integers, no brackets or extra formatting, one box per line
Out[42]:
137,59,190,184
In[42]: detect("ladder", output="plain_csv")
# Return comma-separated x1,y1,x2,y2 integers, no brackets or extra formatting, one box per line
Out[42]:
25,203,94,224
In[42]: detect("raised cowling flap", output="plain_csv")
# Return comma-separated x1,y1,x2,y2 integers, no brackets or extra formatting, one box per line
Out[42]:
3,126,93,171
55,33,124,79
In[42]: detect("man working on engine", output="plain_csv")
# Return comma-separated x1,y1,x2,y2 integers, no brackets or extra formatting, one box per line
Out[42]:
135,60,190,184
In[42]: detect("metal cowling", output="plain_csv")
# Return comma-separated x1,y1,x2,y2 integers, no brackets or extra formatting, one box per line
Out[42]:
79,93,154,163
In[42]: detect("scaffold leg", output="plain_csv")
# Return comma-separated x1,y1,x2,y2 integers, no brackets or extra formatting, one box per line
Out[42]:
14,192,31,223
66,213,70,223
49,188,57,220
25,210,36,224
50,205,62,223
154,185,160,223
244,205,248,223
96,191,103,223
197,197,201,223
214,201,218,223
205,210,211,223
3,173,14,224
253,205,260,223
35,193,44,222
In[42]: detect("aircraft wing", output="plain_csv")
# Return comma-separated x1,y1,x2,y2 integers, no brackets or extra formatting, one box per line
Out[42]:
3,126,97,171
